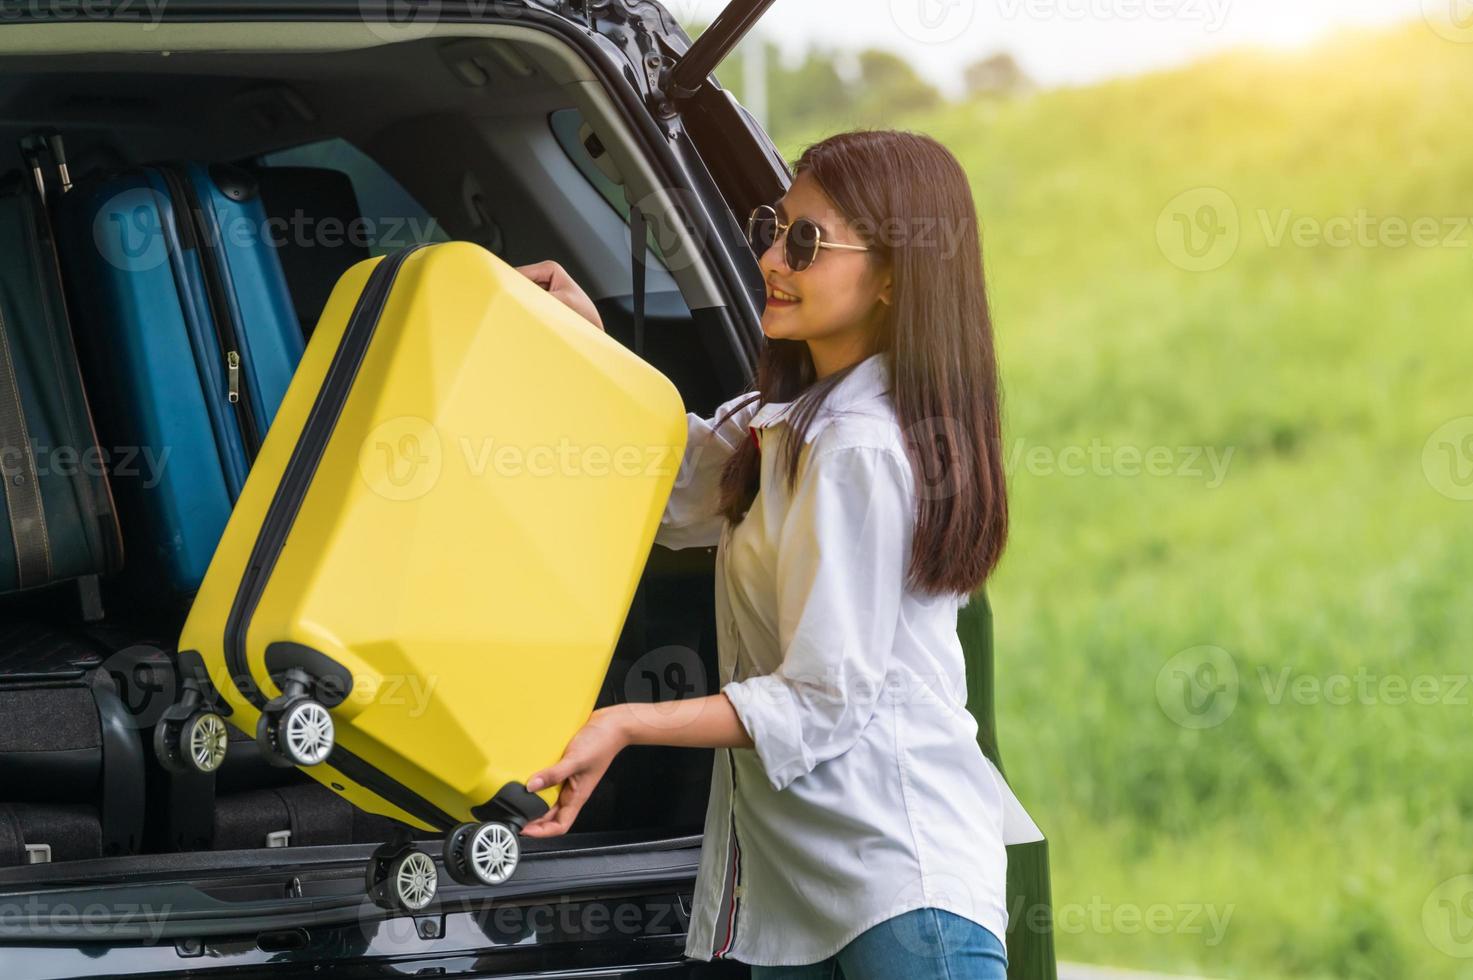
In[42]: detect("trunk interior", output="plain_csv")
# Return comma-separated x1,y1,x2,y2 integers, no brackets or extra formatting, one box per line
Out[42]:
0,21,739,880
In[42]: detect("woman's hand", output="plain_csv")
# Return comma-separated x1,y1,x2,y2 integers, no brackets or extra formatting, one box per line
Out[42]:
515,259,605,332
519,695,753,838
519,706,630,838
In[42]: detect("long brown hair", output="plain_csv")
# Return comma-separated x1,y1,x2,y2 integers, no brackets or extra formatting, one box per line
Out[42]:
714,129,1008,597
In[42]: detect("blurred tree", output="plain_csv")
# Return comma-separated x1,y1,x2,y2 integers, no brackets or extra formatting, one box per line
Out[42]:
771,46,854,136
717,38,943,146
853,49,942,119
717,38,852,137
964,52,1035,98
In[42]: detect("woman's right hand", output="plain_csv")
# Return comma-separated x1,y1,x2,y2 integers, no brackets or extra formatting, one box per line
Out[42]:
519,706,631,838
516,260,605,333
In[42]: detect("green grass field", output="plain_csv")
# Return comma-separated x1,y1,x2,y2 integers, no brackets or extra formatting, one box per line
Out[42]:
775,22,1473,980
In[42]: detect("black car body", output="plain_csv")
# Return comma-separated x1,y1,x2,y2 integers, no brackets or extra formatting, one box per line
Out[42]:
0,2,1056,976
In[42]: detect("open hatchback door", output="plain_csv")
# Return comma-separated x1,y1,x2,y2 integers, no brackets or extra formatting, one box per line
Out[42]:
0,2,1053,978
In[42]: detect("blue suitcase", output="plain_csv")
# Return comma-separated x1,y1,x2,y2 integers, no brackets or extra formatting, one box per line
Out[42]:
60,163,304,595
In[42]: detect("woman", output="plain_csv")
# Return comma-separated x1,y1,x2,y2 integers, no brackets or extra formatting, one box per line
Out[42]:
515,130,1013,979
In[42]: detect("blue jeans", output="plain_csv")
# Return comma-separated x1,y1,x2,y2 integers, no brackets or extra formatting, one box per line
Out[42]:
749,908,1008,980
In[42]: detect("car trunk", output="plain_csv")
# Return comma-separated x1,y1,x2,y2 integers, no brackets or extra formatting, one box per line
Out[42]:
0,14,741,915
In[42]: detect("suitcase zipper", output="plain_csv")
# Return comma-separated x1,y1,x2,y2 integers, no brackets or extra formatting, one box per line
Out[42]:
226,350,240,403
158,166,262,459
222,245,453,830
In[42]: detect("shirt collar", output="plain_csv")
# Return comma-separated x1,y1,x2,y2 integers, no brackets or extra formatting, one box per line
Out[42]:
748,352,894,445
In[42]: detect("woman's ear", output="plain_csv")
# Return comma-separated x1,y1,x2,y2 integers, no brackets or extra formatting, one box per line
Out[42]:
879,268,894,307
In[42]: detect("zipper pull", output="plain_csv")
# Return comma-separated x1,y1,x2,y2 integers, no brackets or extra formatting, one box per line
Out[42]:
46,133,72,194
227,350,240,403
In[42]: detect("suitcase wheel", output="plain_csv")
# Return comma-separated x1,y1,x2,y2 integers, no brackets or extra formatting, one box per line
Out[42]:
154,709,229,775
443,821,520,887
256,694,335,768
366,837,439,913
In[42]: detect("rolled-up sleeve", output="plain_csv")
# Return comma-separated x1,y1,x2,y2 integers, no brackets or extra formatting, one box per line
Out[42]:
722,445,912,791
655,393,760,551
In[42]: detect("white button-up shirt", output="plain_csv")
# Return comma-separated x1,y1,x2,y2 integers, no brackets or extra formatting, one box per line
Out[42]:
654,351,1041,968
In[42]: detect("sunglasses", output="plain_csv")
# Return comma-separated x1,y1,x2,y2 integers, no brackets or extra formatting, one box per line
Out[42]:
746,204,871,272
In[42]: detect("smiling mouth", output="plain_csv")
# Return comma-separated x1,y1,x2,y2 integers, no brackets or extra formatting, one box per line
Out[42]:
768,286,800,303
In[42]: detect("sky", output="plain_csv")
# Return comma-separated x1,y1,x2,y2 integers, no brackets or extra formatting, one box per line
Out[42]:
669,0,1436,94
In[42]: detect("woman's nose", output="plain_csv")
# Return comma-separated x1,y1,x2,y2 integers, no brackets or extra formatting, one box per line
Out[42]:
758,236,791,277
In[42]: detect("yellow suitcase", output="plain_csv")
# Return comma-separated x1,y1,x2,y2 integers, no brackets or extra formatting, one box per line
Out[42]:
159,242,687,911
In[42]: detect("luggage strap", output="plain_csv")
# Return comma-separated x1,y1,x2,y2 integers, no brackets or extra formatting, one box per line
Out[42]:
0,306,51,589
628,203,647,357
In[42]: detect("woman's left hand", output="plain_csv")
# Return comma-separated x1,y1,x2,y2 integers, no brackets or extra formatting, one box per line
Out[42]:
514,260,605,332
519,706,630,838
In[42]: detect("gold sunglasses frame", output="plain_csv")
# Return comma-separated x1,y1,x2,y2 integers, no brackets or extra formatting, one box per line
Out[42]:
746,204,871,270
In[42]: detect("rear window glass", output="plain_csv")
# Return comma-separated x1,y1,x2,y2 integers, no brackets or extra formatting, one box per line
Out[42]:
259,138,448,256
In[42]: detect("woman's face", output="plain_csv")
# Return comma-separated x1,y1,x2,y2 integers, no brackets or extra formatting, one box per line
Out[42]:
757,172,891,349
